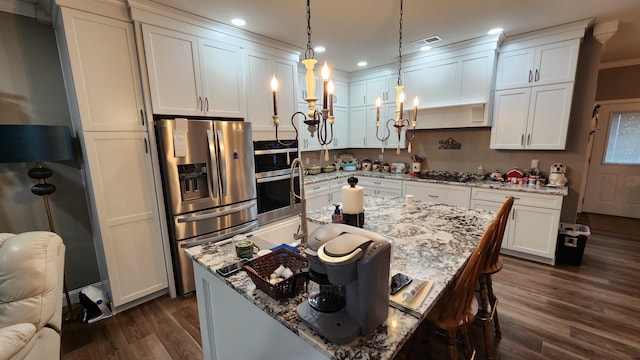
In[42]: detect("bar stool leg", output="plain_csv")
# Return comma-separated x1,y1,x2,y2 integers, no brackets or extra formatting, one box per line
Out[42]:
479,274,494,359
487,275,501,338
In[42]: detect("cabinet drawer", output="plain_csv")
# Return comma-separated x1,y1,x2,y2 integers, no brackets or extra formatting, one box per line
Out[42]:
359,177,402,190
471,188,563,210
403,182,471,208
305,180,330,195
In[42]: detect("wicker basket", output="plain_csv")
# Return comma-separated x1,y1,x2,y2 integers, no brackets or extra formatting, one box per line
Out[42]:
242,248,308,300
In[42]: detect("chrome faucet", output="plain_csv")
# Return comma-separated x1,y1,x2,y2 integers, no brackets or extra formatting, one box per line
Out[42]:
290,158,308,245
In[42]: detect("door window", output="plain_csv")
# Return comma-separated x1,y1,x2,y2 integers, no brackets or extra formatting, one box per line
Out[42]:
604,111,640,165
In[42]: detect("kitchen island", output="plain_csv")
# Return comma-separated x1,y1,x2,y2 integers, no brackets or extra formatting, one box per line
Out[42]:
187,195,494,360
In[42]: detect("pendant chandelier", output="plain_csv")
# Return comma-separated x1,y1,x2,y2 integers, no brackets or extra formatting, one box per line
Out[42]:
376,0,418,154
271,0,334,161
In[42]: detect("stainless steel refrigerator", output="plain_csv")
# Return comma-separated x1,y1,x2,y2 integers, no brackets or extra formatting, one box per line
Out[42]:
155,118,258,295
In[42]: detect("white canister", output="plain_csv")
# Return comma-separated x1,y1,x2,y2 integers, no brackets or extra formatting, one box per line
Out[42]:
412,162,422,174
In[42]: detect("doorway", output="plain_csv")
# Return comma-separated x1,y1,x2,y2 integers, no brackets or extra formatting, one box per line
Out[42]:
582,100,640,218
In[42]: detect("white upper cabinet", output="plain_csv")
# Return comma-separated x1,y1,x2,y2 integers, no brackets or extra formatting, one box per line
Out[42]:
495,39,580,90
59,8,145,132
491,83,573,150
246,48,298,134
491,26,586,150
349,74,397,108
142,24,245,118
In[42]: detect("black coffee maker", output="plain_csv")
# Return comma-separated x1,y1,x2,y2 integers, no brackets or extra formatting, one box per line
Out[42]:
297,224,392,344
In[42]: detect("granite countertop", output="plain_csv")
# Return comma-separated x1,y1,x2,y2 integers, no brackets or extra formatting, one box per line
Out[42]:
305,170,569,196
186,195,495,360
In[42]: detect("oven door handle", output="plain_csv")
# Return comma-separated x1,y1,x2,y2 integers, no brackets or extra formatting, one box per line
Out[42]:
256,173,298,183
179,222,259,249
177,200,257,223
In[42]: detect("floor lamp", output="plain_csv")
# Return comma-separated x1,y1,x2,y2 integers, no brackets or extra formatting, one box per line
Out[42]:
0,124,76,320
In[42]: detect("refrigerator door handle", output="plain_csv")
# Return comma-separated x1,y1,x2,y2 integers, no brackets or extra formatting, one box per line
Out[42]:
179,221,259,249
206,129,219,198
217,129,227,196
177,200,257,223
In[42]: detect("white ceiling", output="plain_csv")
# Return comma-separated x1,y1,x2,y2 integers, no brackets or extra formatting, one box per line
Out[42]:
149,0,640,73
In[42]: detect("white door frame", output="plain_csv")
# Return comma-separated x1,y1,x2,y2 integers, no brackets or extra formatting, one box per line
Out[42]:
578,98,640,215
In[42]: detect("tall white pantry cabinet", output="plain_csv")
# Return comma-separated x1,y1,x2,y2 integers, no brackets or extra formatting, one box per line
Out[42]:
55,6,169,309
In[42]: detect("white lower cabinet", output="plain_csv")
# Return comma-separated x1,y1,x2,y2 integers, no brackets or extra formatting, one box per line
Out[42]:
470,188,563,264
358,177,402,197
402,181,471,208
305,179,343,211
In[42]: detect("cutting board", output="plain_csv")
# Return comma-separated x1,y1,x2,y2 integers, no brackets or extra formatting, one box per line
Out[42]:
389,279,433,314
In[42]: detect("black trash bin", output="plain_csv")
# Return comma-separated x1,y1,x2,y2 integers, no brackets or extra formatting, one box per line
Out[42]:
556,223,591,265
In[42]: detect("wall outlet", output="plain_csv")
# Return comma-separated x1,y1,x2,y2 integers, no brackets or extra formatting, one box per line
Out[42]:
305,157,309,165
531,159,539,169
378,154,384,161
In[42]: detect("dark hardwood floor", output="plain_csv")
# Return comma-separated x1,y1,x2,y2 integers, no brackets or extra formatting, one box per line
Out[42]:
61,214,640,359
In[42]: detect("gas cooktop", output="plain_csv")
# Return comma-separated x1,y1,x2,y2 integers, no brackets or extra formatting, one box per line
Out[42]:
418,170,477,183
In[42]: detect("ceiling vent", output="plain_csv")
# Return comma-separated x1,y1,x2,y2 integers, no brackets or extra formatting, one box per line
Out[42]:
411,36,442,48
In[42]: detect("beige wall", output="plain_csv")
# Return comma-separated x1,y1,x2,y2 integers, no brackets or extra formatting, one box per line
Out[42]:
0,12,99,290
596,64,640,100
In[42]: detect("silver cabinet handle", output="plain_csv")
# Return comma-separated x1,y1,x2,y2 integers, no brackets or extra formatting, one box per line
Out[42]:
535,69,540,82
521,134,525,146
140,109,145,126
363,95,366,105
205,97,209,112
198,96,203,111
529,70,533,83
144,138,148,153
527,134,531,145
428,194,439,198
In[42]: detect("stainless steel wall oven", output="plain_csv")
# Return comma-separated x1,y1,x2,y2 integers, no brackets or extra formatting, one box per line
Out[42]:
253,140,300,225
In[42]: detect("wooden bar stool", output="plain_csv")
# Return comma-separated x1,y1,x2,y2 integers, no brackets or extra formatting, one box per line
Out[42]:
479,196,514,360
426,220,496,360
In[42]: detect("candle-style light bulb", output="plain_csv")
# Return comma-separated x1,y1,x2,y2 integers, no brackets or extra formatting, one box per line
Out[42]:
412,96,419,126
321,62,330,111
271,75,279,116
375,97,382,126
328,80,335,116
398,92,405,123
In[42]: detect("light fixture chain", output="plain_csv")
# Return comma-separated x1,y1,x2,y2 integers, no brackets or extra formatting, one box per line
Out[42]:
305,0,315,59
397,0,403,86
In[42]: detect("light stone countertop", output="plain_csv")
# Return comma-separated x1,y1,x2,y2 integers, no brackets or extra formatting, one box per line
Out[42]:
304,170,569,196
186,195,495,360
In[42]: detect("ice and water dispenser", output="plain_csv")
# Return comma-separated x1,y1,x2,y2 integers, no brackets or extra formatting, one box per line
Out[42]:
177,163,209,201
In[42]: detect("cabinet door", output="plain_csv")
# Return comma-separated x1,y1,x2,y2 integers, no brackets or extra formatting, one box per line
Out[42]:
349,81,366,107
142,25,202,116
330,107,349,149
509,204,560,259
332,80,349,108
526,83,573,149
490,88,531,149
534,40,579,86
60,8,145,131
495,48,536,90
348,107,367,147
366,76,387,106
82,132,168,307
247,50,298,133
199,39,245,118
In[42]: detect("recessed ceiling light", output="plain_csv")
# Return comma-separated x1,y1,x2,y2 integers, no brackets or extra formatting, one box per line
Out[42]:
487,27,503,35
314,45,326,53
420,45,432,52
231,18,246,26
357,61,368,67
